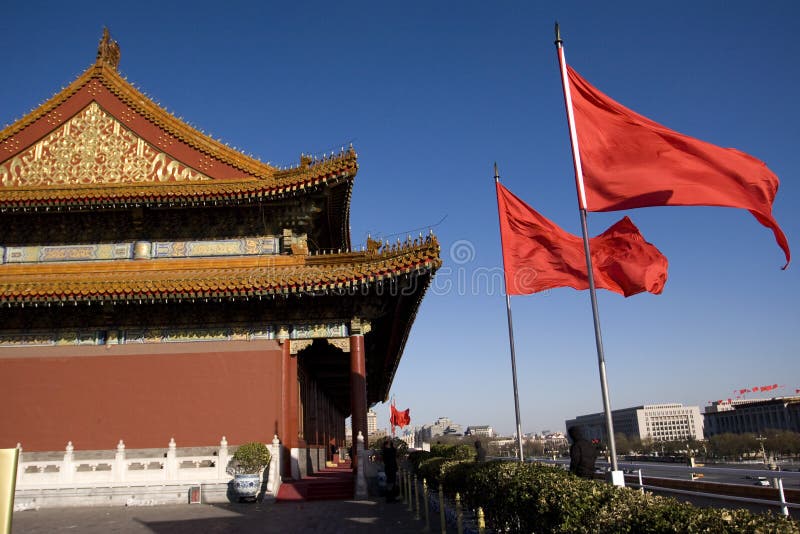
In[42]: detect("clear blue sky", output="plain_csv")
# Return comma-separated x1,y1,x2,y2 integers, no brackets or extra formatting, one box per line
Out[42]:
3,1,798,436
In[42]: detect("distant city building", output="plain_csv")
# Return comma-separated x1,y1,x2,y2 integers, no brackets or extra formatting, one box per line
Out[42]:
414,416,463,443
465,425,494,438
566,403,703,443
704,396,800,437
544,432,569,451
367,409,377,435
525,432,568,453
398,433,415,449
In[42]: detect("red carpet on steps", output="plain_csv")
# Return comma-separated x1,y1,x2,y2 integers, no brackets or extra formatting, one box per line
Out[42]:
275,463,355,502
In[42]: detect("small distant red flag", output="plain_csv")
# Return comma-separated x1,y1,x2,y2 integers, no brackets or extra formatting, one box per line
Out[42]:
497,182,667,297
566,65,790,268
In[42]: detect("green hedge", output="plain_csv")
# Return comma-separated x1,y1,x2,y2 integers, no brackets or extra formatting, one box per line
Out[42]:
408,450,432,471
430,443,474,460
412,458,797,533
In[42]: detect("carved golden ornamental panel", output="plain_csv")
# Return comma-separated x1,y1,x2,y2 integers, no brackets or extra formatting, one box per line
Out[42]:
0,102,212,187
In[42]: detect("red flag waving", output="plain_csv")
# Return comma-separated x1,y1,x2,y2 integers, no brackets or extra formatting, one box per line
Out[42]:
497,182,668,297
389,401,410,436
566,65,790,268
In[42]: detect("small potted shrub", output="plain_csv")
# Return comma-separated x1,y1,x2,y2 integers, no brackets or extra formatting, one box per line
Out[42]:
230,442,271,501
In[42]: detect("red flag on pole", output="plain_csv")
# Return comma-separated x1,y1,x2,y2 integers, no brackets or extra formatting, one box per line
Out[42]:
389,399,410,436
565,65,790,269
497,182,667,297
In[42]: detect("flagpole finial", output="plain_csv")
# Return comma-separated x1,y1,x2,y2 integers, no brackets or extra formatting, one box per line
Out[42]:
554,22,563,46
494,162,500,183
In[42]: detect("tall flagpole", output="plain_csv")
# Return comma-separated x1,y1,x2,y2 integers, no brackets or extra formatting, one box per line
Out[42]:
494,163,525,462
554,24,620,474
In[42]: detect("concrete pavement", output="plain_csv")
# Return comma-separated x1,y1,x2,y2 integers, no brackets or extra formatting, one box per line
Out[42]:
11,498,436,533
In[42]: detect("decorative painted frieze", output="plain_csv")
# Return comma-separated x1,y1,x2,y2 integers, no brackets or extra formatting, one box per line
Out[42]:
1,237,280,264
0,322,354,347
291,322,348,340
151,237,279,258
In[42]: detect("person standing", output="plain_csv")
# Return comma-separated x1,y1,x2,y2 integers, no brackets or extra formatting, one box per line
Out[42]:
474,440,487,462
382,438,398,502
568,426,598,479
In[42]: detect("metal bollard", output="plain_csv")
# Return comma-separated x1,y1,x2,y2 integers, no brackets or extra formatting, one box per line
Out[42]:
414,475,421,520
477,507,485,534
407,472,413,511
422,478,430,532
398,468,403,501
456,492,463,534
439,483,446,534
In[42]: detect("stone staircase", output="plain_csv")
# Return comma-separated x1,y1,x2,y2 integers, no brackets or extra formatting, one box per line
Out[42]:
276,462,354,502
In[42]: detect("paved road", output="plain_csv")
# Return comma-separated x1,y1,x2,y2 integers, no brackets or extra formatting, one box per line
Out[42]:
12,498,437,534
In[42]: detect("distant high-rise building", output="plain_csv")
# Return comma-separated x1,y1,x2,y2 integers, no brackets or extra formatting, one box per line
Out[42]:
566,403,703,443
367,409,378,435
704,396,800,437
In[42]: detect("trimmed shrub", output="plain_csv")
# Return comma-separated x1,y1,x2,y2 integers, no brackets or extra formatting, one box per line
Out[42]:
439,459,475,494
430,443,474,460
408,450,432,471
231,442,271,475
408,451,798,532
417,457,450,487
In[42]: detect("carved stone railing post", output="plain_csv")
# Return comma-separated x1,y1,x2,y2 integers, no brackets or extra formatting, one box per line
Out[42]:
354,431,368,498
60,441,75,483
114,440,126,482
217,436,229,480
267,434,283,494
165,438,178,480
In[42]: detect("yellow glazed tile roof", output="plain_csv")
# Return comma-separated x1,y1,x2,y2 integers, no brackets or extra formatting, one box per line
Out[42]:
0,237,441,305
0,40,357,207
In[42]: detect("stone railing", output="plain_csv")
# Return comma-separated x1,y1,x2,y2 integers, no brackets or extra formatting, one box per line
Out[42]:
15,435,283,494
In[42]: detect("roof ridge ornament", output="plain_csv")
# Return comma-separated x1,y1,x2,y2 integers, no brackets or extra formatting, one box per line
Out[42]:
96,28,121,70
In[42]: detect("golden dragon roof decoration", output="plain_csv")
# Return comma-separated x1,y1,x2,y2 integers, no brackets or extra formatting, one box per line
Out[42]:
96,28,120,70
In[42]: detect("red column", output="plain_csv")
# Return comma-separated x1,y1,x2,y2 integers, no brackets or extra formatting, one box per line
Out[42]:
350,333,368,460
281,338,298,478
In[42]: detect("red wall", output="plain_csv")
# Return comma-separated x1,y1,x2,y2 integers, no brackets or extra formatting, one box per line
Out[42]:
0,340,283,451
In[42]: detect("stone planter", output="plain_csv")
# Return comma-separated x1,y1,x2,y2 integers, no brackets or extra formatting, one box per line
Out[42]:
233,473,261,501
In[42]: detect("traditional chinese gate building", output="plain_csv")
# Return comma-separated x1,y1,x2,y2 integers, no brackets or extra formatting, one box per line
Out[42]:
0,32,440,478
